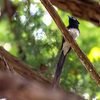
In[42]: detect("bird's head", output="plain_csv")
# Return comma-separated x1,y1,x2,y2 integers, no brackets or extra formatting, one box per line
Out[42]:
67,15,79,29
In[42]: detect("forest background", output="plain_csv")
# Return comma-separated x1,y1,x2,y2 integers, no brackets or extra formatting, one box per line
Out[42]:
0,0,100,99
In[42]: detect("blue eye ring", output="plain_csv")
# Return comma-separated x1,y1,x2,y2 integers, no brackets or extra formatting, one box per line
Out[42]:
72,17,76,20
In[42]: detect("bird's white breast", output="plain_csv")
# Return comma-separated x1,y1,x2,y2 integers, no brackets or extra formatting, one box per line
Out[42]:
62,28,80,55
68,28,80,40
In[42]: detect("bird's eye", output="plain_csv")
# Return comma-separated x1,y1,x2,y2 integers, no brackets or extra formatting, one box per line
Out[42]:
72,17,76,20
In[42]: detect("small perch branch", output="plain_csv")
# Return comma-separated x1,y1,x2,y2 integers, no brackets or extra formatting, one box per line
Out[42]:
40,0,100,86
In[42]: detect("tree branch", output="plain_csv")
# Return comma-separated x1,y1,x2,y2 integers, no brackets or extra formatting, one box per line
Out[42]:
50,0,100,26
0,47,85,100
40,0,100,87
0,72,85,100
0,46,51,87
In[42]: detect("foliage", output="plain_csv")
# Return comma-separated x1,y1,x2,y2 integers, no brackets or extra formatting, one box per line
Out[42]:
0,0,100,99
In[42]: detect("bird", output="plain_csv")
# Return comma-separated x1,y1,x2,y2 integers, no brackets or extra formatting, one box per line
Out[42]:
52,15,80,90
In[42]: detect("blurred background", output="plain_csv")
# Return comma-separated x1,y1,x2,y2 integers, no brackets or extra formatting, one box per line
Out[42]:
0,0,100,99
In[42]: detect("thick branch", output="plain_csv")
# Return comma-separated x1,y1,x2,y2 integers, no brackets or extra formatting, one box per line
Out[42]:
40,0,100,86
0,72,85,100
0,46,51,87
0,47,85,100
50,0,100,26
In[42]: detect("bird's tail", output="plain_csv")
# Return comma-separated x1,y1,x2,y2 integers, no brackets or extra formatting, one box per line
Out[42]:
52,47,71,90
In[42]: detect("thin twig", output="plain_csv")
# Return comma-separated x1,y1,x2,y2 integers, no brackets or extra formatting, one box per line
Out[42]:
40,0,100,87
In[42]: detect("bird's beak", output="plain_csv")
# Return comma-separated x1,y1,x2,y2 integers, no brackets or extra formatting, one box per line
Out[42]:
67,15,71,19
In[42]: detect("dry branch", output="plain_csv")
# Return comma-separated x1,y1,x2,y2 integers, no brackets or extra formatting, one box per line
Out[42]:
40,0,100,86
50,0,100,26
0,72,85,100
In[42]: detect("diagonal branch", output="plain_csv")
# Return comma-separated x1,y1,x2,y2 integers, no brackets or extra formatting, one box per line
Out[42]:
0,47,85,100
50,0,100,26
0,46,51,87
40,0,100,87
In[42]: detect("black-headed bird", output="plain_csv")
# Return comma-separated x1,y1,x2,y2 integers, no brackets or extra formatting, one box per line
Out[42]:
52,16,80,89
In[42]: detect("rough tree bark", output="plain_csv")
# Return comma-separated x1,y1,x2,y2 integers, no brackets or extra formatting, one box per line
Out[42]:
0,46,51,87
50,0,100,26
0,46,85,100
